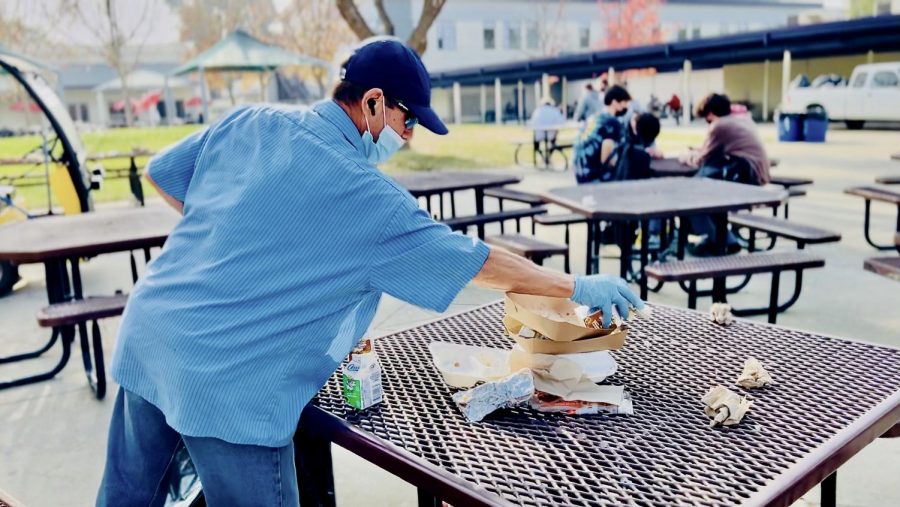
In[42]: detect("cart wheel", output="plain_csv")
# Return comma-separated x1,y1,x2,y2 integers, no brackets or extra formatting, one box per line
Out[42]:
0,261,19,297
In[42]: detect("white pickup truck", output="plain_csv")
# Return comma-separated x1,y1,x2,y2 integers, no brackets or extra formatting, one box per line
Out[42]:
780,62,900,129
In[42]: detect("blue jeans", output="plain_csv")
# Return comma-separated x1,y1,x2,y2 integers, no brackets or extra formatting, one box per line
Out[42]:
97,388,299,507
688,159,760,246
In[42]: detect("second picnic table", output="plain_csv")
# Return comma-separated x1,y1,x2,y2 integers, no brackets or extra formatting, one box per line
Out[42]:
392,171,522,238
542,178,786,299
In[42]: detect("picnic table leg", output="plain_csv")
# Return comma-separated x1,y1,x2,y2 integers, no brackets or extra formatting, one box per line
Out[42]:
821,472,837,507
417,489,441,507
711,213,728,303
639,219,650,300
0,259,74,390
618,221,633,280
677,216,688,260
295,424,336,507
474,188,486,239
861,200,898,251
584,220,596,275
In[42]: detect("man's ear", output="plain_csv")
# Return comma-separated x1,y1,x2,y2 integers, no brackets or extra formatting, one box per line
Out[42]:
361,88,384,117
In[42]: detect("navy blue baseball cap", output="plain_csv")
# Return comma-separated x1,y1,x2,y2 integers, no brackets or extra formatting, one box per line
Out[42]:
340,37,448,135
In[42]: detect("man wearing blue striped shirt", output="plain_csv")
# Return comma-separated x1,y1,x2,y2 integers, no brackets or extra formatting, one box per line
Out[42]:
97,38,643,506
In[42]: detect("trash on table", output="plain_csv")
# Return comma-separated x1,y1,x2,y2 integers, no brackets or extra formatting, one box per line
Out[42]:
452,369,535,422
509,348,627,406
342,338,383,410
702,385,752,427
429,342,511,388
736,357,773,389
530,391,634,415
709,303,734,326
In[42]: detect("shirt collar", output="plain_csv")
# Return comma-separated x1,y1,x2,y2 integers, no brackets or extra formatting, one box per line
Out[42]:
313,100,364,154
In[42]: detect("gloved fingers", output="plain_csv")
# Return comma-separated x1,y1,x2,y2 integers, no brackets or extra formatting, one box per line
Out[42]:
597,300,613,328
612,295,630,323
617,282,645,310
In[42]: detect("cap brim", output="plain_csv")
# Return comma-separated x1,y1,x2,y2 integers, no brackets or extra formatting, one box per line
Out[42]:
407,102,449,135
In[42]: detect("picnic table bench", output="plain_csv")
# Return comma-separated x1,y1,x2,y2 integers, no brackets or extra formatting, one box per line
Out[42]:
296,302,900,507
844,185,900,250
729,213,841,250
0,207,177,395
863,232,900,281
875,175,900,185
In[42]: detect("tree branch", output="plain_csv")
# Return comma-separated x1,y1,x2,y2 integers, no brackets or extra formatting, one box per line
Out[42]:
406,0,446,54
374,0,394,36
335,0,376,40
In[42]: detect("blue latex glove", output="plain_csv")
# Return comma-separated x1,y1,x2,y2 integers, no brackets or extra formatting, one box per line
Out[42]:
571,274,645,328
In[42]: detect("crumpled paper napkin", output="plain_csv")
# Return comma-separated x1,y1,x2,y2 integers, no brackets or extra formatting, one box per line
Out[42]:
736,357,773,389
702,385,753,427
710,303,733,326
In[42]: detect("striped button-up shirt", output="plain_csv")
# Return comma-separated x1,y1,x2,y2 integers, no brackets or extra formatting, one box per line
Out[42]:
111,100,490,447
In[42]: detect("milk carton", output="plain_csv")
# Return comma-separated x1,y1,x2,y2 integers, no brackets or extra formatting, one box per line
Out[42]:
341,338,383,410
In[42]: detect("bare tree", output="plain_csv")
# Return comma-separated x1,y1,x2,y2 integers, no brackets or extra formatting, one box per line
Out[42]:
535,0,568,57
178,0,278,106
279,0,356,97
61,0,160,127
335,0,447,55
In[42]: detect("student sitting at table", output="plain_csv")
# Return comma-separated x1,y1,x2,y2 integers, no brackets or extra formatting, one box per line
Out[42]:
530,97,566,155
604,112,662,182
679,93,771,255
573,85,631,184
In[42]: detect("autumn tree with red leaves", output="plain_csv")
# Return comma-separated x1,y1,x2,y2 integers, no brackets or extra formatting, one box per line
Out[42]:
599,0,665,50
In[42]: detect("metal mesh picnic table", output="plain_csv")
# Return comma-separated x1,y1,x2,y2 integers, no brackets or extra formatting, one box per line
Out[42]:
305,302,900,506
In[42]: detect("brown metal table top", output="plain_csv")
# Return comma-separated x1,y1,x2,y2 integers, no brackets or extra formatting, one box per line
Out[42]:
392,171,522,197
542,177,787,220
308,302,900,507
649,157,698,177
0,206,179,263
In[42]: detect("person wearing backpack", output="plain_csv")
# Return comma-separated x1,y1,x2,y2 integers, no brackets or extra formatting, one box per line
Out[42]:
573,85,631,184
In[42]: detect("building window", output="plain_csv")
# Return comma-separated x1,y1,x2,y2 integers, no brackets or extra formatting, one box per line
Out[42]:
872,71,899,88
483,22,496,50
80,104,89,122
525,22,539,49
68,104,77,121
677,27,687,41
506,22,521,50
437,21,456,51
852,72,868,88
578,24,590,48
692,27,701,39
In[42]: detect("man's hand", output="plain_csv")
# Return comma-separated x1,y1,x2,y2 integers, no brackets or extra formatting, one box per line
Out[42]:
570,274,644,328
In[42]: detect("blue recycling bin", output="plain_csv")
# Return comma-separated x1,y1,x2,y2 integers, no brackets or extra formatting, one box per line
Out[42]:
778,113,804,142
803,110,828,142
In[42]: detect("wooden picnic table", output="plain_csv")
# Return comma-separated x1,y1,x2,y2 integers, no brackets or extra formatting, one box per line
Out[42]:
298,301,900,507
0,206,178,390
542,178,786,299
393,171,522,239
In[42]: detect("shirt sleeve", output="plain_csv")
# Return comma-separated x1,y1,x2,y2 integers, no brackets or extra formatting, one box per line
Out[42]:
696,123,723,167
371,198,490,312
147,127,211,202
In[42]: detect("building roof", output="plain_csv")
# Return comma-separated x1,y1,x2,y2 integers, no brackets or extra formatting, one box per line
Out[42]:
59,62,179,90
173,30,327,75
430,15,900,87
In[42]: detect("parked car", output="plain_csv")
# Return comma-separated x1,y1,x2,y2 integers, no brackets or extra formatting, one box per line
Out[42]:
780,62,900,129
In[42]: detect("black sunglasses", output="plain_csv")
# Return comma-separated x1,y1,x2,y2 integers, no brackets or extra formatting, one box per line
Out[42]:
388,98,418,130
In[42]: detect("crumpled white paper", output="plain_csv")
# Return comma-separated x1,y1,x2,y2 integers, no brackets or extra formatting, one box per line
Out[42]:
701,385,752,427
710,303,734,326
736,357,773,389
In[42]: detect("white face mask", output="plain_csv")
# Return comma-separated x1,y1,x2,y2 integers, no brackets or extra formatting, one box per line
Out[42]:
361,99,405,165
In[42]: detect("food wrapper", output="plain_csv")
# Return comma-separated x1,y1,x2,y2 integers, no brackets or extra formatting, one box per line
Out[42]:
530,391,634,415
428,342,510,388
710,303,733,326
702,385,752,427
736,357,773,389
452,369,535,423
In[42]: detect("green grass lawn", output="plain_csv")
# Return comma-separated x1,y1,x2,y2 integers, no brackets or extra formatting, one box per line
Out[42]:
0,122,708,210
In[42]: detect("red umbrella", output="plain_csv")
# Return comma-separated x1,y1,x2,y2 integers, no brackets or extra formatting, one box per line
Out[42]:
134,91,162,114
9,101,41,113
185,96,202,108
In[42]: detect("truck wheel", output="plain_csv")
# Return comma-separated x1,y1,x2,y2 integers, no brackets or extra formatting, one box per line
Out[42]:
845,120,865,130
0,261,19,297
